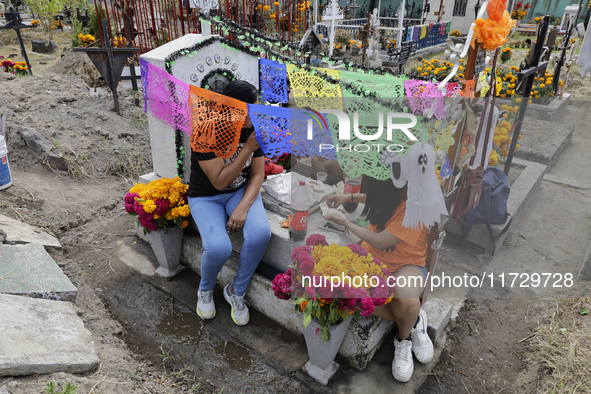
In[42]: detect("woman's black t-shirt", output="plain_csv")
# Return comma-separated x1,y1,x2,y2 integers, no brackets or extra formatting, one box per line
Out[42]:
188,127,264,197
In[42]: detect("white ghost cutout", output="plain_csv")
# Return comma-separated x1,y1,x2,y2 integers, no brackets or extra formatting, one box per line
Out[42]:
380,143,449,230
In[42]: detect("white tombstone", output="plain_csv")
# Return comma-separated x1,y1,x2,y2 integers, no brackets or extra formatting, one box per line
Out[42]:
322,0,344,56
559,4,579,33
190,0,220,36
367,8,383,65
560,37,580,95
577,16,591,77
140,35,260,179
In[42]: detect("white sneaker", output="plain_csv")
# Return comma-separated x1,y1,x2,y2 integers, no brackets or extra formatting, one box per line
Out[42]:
223,284,249,326
412,309,434,364
392,336,414,383
196,288,216,320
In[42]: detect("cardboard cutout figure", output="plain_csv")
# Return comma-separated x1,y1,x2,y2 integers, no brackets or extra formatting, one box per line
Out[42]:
380,143,448,230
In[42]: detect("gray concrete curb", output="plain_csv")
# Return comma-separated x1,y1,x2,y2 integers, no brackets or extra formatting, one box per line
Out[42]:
446,158,547,253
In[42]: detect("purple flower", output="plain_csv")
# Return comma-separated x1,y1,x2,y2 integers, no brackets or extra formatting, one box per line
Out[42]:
360,297,375,317
290,246,312,263
370,285,389,307
315,327,321,337
299,257,315,277
306,234,328,246
125,192,139,205
343,285,359,299
344,297,358,307
272,271,292,300
305,286,316,300
347,243,368,257
140,217,158,232
318,285,333,302
125,193,139,214
154,199,169,216
133,200,144,215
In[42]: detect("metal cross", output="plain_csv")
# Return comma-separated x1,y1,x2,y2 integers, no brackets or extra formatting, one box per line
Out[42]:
349,0,360,19
0,7,36,76
73,19,141,115
553,0,585,94
504,15,551,175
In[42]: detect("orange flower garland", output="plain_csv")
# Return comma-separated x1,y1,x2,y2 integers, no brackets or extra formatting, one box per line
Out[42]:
472,0,516,52
487,0,507,21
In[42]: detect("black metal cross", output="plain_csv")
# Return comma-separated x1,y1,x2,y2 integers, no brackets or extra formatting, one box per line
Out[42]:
503,15,551,175
0,7,36,76
73,19,141,114
552,0,585,94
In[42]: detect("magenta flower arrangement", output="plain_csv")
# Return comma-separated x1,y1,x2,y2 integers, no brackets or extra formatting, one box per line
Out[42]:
272,234,395,341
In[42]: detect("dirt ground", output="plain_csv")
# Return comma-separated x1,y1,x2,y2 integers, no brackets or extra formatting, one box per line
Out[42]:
2,27,591,394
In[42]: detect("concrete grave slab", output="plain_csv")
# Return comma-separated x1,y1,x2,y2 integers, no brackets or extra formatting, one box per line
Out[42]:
0,213,61,250
513,116,574,170
0,243,77,301
0,293,99,376
495,94,571,122
422,296,453,341
181,232,452,371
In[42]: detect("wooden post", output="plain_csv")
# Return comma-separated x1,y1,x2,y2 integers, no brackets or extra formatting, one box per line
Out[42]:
359,13,371,62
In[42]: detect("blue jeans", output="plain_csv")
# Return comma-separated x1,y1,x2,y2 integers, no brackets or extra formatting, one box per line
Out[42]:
188,186,271,296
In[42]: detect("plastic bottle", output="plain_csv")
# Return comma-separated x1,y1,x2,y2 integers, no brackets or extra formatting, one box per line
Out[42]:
290,180,310,241
342,174,362,212
0,135,12,190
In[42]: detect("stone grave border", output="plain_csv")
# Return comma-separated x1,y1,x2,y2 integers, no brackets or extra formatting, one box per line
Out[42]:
446,158,547,253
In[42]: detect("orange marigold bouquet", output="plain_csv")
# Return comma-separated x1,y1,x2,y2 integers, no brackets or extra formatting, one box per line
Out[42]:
125,177,190,234
272,234,395,341
472,0,516,51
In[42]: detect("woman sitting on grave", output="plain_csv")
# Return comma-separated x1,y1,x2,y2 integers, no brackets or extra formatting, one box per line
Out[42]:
326,176,433,383
188,80,271,326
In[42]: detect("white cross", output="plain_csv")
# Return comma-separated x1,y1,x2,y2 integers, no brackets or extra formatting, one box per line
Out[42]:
368,8,380,57
322,0,344,56
191,0,220,36
349,0,360,19
437,0,490,95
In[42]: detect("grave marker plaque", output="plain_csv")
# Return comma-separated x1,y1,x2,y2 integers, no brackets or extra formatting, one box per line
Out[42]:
473,46,487,75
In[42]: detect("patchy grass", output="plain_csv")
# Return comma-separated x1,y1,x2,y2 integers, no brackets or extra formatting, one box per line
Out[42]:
42,147,92,180
106,148,151,183
525,298,591,393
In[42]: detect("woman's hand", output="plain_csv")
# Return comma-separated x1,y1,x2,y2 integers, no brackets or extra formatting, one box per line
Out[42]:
326,215,350,227
244,132,260,154
326,194,349,209
227,204,248,233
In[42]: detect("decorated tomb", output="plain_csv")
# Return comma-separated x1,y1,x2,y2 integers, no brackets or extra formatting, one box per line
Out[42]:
140,34,261,180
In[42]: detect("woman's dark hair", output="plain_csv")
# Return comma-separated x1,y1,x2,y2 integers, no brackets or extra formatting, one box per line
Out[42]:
360,176,406,231
223,80,259,104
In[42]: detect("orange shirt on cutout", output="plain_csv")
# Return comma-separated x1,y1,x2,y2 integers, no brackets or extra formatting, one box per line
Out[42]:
361,200,429,274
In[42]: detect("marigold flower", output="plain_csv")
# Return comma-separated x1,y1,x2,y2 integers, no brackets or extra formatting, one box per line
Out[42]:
472,11,516,51
263,5,270,11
